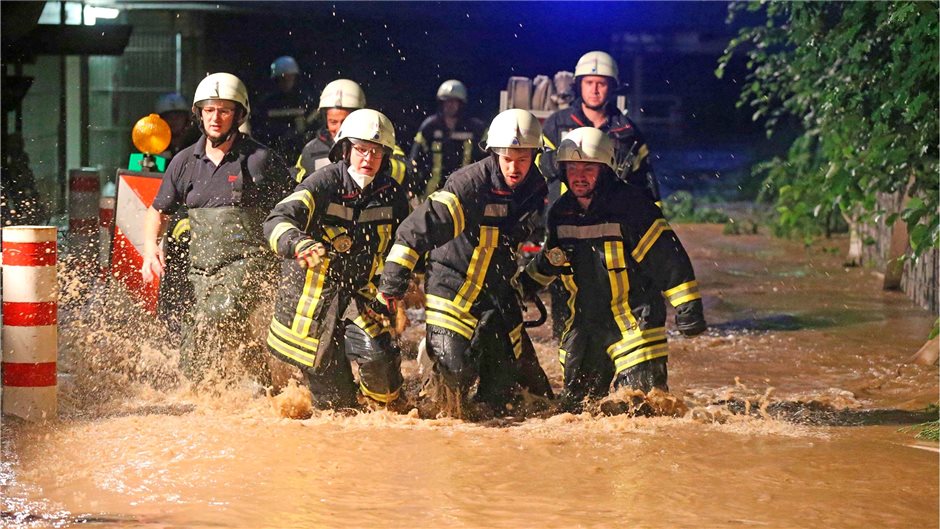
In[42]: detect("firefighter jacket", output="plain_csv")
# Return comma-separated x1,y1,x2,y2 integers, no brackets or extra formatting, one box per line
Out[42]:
263,160,410,370
380,156,547,346
524,179,703,377
292,129,411,187
539,99,661,204
408,113,487,199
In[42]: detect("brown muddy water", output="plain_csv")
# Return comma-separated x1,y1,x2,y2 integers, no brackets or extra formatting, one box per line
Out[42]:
3,224,938,528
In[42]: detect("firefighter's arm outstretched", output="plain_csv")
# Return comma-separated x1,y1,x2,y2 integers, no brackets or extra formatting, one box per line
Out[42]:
627,199,706,336
141,206,170,282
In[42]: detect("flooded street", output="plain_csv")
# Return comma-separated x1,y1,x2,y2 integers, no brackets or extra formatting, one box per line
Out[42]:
3,224,938,528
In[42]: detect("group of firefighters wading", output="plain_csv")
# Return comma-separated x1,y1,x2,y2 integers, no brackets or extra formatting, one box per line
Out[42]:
140,50,707,418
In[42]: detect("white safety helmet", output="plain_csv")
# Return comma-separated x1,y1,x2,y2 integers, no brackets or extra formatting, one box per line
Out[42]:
437,79,467,103
270,56,300,78
156,92,189,116
193,72,251,124
329,108,396,162
484,108,543,152
574,50,619,88
318,79,367,110
556,127,617,172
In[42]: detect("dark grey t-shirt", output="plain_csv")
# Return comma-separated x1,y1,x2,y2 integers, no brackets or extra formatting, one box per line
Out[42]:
152,133,291,214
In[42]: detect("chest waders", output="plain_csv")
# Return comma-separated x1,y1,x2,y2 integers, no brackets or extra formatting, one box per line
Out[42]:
179,206,275,384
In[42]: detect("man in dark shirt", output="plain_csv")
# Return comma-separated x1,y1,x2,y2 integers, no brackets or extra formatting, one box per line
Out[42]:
141,72,291,386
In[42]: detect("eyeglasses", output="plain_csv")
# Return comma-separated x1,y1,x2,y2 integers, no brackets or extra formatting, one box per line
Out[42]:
351,142,384,159
201,106,235,118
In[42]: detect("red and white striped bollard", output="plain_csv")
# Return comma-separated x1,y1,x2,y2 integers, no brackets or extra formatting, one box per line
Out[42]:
1,226,58,421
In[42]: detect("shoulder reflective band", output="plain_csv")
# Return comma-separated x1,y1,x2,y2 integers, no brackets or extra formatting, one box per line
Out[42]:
631,218,671,263
557,223,621,240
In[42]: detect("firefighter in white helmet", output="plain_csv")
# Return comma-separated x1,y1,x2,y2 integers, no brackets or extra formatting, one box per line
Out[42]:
142,72,292,386
521,127,704,412
378,109,553,418
292,79,410,188
539,50,664,340
264,109,411,410
155,92,199,158
253,55,316,161
408,79,487,200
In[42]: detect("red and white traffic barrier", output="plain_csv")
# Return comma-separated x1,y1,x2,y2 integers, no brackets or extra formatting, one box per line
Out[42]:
1,226,58,421
99,196,115,278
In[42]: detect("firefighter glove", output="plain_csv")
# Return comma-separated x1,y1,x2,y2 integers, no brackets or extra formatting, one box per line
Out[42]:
675,299,706,337
295,241,328,269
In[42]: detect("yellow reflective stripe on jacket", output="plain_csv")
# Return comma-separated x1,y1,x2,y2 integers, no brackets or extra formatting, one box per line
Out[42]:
431,140,443,181
613,342,669,374
371,223,393,277
607,326,667,360
171,218,190,240
664,280,701,307
293,256,330,337
453,225,498,312
352,314,388,339
607,268,638,334
269,221,296,253
632,144,649,172
387,243,419,270
559,348,568,369
426,308,475,339
509,323,523,359
278,189,316,231
525,258,556,287
429,190,465,238
294,154,306,183
604,240,627,269
425,294,478,339
542,134,556,150
560,274,578,340
461,139,473,167
360,380,400,403
631,218,671,264
267,317,320,367
390,158,407,185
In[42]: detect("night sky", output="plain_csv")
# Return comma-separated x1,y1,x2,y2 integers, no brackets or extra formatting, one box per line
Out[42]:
202,2,753,141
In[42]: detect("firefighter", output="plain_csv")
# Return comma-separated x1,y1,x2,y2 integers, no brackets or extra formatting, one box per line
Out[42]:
539,50,664,340
378,108,553,418
264,109,410,409
521,128,705,412
141,72,292,385
408,79,487,200
292,79,410,188
253,56,316,161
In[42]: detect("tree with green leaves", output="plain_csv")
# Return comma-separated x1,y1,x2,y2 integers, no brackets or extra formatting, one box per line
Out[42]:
717,1,939,256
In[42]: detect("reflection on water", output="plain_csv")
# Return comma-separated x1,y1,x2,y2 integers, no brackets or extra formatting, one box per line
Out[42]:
2,225,937,528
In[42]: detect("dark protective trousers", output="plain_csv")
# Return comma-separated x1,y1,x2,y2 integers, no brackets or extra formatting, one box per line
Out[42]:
298,291,403,408
425,302,552,412
559,323,668,409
